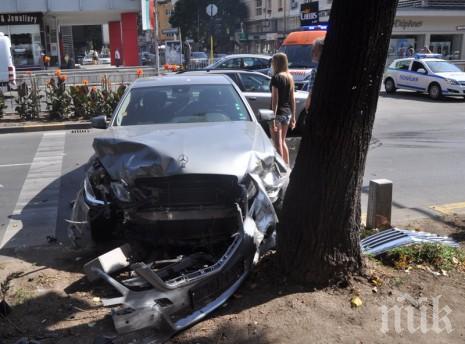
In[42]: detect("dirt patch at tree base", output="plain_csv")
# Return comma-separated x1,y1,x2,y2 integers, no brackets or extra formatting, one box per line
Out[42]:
1,216,465,344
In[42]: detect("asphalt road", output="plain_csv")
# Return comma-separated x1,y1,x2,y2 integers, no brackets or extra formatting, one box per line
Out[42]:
0,90,464,250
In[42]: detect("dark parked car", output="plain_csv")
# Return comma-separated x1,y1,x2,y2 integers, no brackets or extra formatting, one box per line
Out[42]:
190,51,209,68
205,54,271,74
69,74,289,339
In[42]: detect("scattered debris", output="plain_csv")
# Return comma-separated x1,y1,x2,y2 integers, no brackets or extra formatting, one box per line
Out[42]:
88,322,97,328
350,296,363,308
361,228,458,256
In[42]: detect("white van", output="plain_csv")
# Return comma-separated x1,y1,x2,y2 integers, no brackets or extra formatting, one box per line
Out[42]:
0,32,16,88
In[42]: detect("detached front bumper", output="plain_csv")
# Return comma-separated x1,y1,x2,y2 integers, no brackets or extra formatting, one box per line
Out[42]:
83,213,257,338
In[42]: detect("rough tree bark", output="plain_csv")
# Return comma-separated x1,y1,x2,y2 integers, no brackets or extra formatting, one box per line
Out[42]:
278,0,399,286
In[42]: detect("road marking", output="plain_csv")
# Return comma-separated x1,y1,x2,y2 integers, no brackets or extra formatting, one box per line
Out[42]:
0,163,32,168
0,132,66,249
430,201,465,215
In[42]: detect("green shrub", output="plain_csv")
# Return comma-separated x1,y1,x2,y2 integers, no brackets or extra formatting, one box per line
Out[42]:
383,243,465,271
0,89,7,118
46,75,72,120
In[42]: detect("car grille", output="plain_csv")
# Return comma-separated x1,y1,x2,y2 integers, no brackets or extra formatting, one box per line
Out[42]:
134,174,240,209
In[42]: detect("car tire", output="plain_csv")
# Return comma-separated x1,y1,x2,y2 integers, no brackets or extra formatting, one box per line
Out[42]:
384,78,396,93
428,83,442,100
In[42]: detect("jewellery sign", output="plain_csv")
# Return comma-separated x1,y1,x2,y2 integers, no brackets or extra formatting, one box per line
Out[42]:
300,2,319,27
0,13,42,25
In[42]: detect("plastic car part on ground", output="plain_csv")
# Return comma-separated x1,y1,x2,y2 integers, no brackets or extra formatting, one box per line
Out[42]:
361,227,459,256
82,204,270,339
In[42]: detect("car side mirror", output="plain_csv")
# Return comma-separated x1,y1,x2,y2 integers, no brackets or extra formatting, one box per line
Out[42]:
417,68,427,74
91,115,108,129
257,109,275,121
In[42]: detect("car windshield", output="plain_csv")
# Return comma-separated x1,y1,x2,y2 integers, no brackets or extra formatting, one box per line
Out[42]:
192,52,208,58
278,45,316,68
425,61,462,73
113,84,250,126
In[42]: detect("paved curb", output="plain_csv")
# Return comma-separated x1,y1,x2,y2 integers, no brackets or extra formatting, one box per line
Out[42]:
0,122,91,134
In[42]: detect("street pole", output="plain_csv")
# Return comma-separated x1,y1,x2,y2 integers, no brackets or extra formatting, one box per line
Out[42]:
154,0,160,74
283,0,287,37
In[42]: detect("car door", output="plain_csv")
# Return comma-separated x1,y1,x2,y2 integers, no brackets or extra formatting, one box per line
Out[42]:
392,59,412,88
408,60,430,91
238,72,271,116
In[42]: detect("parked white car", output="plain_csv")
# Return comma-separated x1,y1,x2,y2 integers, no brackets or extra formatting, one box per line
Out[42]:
383,54,465,100
0,32,16,88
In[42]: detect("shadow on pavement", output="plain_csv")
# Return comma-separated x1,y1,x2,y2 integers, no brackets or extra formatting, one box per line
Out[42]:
379,90,465,103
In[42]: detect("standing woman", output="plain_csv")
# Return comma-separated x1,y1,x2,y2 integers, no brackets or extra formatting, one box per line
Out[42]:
270,53,296,165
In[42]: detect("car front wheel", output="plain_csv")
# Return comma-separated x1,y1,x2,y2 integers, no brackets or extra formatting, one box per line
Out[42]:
384,78,396,93
428,83,442,100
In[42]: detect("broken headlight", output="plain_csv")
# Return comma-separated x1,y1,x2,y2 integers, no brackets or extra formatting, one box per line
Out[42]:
83,158,111,206
111,181,132,203
84,174,105,206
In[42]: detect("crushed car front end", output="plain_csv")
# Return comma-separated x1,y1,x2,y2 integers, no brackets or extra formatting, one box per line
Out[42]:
68,75,289,338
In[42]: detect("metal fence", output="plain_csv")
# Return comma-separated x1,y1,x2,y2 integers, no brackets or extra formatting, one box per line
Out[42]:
398,0,465,8
15,66,160,89
3,67,162,115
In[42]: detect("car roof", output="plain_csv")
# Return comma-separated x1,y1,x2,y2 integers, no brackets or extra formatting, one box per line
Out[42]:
182,69,269,77
220,54,271,59
132,74,232,88
394,57,446,63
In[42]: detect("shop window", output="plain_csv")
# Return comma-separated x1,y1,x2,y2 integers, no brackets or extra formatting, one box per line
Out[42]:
430,34,462,60
256,0,263,16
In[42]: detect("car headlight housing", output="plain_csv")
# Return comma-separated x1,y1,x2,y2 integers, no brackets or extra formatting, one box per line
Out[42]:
446,79,459,85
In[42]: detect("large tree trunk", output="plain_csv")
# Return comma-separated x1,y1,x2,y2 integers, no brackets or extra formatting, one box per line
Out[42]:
278,0,399,286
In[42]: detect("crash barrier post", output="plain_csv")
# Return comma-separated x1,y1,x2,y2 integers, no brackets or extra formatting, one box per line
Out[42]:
366,179,393,230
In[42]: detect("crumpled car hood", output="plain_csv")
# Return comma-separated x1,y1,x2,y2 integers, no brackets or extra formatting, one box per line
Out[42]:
93,121,275,183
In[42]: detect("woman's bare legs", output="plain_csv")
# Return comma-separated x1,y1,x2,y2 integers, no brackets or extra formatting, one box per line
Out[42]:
270,121,290,165
280,123,289,164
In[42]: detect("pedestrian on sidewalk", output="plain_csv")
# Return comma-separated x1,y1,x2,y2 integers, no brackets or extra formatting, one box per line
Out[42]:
115,49,121,67
305,38,324,112
269,52,296,165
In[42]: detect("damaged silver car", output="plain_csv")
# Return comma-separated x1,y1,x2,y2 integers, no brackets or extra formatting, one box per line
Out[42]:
68,75,289,337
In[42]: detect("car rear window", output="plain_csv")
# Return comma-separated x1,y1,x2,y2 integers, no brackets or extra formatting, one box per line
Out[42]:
114,84,251,126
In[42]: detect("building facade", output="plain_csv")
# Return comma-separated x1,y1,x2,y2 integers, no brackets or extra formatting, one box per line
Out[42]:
243,0,465,61
0,0,142,68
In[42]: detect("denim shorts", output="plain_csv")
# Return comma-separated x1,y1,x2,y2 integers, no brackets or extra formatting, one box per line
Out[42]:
276,114,291,125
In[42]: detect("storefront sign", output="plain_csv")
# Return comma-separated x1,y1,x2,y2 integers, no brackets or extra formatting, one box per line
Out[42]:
0,13,42,25
457,25,465,31
300,2,319,27
394,19,423,30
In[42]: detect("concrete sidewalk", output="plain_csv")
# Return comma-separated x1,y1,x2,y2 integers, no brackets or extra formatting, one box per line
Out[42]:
0,120,91,134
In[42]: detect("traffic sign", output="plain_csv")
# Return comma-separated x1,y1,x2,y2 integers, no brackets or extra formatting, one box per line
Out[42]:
206,3,218,17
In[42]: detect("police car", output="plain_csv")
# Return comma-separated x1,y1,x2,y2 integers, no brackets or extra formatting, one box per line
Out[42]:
383,54,465,100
